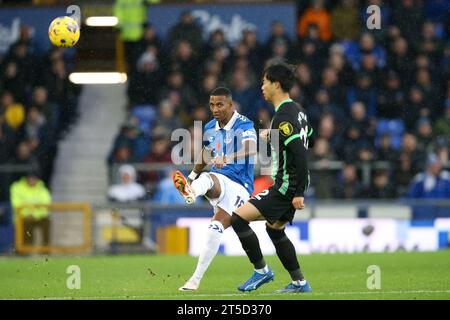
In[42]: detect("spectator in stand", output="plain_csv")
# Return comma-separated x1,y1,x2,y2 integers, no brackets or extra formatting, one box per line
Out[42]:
404,86,427,131
229,69,260,121
128,49,163,106
330,0,359,41
387,36,415,82
108,120,149,166
407,153,450,218
392,0,424,44
12,141,39,182
367,170,398,199
344,32,386,70
156,99,182,134
377,70,406,119
399,133,425,174
266,21,292,58
297,0,332,42
168,10,203,53
415,68,438,116
415,117,434,154
197,73,218,106
191,106,210,123
169,40,200,87
360,53,383,85
142,135,172,189
108,164,146,202
240,28,263,75
308,138,336,199
376,134,399,163
268,38,290,63
340,124,367,163
136,23,164,63
307,88,344,130
317,113,342,152
434,136,449,165
110,145,133,167
160,70,198,117
295,62,316,105
327,43,355,87
346,73,377,118
320,67,346,108
30,87,57,133
433,102,450,137
395,152,416,196
297,34,326,80
0,62,27,103
206,29,231,63
333,163,364,199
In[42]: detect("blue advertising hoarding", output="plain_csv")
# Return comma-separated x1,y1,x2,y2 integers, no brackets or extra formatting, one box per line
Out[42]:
0,3,296,55
147,2,297,45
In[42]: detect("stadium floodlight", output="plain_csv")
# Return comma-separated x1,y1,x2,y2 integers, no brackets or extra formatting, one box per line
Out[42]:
69,72,127,84
85,16,118,27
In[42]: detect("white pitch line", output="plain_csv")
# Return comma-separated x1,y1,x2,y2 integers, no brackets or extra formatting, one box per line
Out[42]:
6,289,450,300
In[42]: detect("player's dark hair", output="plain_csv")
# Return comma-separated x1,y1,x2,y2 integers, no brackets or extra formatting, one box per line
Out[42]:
263,63,296,93
210,87,232,100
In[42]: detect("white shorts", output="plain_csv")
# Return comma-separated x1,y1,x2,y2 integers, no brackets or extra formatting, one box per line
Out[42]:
203,173,250,215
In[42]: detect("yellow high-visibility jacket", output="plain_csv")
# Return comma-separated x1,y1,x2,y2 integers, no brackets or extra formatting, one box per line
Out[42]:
10,178,52,220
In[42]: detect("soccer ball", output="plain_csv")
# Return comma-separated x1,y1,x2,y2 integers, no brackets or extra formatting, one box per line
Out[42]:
48,16,80,48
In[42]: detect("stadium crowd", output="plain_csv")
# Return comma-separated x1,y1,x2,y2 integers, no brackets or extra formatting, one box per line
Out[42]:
108,0,450,201
0,24,80,202
0,0,448,203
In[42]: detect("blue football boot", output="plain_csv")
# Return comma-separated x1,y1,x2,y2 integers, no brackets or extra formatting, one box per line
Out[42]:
238,268,275,292
275,280,312,293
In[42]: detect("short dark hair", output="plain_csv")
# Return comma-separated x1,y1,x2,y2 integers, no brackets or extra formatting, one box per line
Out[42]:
263,63,296,93
210,87,232,99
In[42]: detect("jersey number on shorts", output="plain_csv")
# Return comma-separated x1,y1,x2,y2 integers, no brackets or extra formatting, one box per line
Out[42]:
234,196,245,208
253,189,270,200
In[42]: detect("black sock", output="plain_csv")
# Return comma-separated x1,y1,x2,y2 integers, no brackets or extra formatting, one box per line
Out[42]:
231,213,266,269
266,225,304,281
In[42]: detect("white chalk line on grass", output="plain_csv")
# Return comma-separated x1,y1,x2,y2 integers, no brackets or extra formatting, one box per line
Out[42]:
6,289,450,300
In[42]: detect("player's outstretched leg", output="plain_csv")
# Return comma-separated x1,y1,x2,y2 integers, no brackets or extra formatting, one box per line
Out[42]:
266,224,312,293
179,175,224,291
231,212,274,292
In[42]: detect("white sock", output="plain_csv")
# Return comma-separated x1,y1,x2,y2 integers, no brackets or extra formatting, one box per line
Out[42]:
255,265,269,274
293,280,307,286
191,173,214,197
192,220,224,281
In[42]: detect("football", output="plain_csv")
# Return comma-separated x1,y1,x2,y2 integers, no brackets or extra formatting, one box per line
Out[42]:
48,16,80,48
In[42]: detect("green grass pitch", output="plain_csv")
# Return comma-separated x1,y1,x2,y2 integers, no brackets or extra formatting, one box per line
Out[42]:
1,251,450,300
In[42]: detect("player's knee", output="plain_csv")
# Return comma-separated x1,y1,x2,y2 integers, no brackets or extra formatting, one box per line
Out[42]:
266,224,288,243
231,212,249,232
